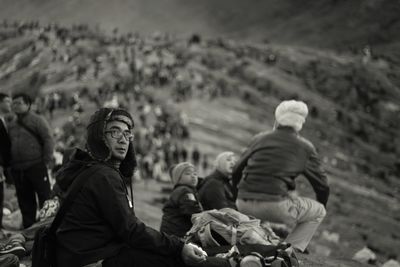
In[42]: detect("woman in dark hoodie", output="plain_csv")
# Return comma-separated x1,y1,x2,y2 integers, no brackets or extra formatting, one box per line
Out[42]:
54,108,209,267
198,151,237,211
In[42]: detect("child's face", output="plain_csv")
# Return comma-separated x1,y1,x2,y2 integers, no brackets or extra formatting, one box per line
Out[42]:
219,154,237,175
179,167,198,187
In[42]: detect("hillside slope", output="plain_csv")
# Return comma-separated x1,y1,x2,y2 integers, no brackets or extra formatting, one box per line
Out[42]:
0,23,399,265
0,0,399,52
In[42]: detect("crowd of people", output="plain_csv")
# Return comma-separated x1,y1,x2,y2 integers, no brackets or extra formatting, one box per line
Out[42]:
3,18,396,182
32,85,212,182
0,20,334,267
0,90,331,266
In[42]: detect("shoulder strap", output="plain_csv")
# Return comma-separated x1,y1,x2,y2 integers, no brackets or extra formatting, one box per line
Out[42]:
17,118,43,146
49,164,102,233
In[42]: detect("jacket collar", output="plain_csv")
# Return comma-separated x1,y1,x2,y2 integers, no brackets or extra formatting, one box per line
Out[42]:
173,183,197,190
208,169,230,182
275,125,298,135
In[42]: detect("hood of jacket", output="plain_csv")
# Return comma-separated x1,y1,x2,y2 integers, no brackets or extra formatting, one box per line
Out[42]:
85,108,137,179
55,148,97,192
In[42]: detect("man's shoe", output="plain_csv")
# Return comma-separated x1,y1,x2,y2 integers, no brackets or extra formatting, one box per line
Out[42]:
0,254,19,267
0,242,26,258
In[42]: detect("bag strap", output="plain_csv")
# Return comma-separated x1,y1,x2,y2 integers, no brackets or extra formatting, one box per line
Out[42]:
231,225,237,245
17,118,44,146
49,163,101,233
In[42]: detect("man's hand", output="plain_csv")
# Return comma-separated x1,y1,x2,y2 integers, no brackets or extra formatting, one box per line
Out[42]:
181,243,207,266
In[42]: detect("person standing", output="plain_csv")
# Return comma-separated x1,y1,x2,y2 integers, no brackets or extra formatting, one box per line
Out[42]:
233,100,330,253
0,93,12,238
8,93,54,228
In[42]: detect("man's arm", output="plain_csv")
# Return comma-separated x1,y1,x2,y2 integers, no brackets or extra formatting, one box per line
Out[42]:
0,166,5,182
304,146,330,206
35,115,55,165
0,151,5,180
92,173,184,257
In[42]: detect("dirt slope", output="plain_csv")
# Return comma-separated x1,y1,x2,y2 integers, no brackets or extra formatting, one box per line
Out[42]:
0,0,399,50
0,23,399,265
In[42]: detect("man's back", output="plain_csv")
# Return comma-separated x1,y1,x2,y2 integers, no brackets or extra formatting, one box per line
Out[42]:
242,128,312,179
235,126,328,204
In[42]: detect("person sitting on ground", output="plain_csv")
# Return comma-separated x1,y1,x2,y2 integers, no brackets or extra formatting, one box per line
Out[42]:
232,100,330,254
198,151,237,210
55,108,207,267
160,162,203,238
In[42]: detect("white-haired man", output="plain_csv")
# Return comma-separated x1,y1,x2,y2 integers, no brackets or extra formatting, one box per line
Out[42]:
232,100,329,253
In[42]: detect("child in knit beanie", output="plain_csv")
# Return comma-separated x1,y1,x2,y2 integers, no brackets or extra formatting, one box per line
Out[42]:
160,162,203,238
169,162,198,187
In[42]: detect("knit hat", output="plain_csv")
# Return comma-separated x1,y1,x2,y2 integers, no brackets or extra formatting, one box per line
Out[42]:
274,100,308,132
86,108,137,178
215,151,235,174
170,162,194,185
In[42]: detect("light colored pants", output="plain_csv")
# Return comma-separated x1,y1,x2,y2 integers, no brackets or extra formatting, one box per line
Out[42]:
236,194,326,251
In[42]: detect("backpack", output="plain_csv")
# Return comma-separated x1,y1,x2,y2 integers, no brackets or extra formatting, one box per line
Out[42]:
31,164,100,267
185,208,299,267
207,243,299,267
185,208,280,247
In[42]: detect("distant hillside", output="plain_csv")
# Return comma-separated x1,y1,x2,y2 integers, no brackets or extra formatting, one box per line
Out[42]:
0,0,399,53
0,22,399,265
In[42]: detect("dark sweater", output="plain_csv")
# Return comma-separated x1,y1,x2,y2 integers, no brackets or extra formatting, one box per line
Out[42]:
56,150,183,267
198,170,237,210
232,127,329,206
8,112,54,170
0,118,11,168
160,184,203,238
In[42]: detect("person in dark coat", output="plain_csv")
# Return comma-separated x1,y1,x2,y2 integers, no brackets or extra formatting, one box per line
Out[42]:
0,93,12,238
198,151,237,210
160,162,203,238
9,93,54,228
55,108,208,267
232,100,330,253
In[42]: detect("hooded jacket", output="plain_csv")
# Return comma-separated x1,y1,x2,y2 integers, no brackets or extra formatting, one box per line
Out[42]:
160,184,203,238
198,170,237,211
55,108,183,267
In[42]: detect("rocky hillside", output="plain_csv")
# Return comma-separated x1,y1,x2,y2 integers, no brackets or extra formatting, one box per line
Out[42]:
0,0,399,51
0,22,399,266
